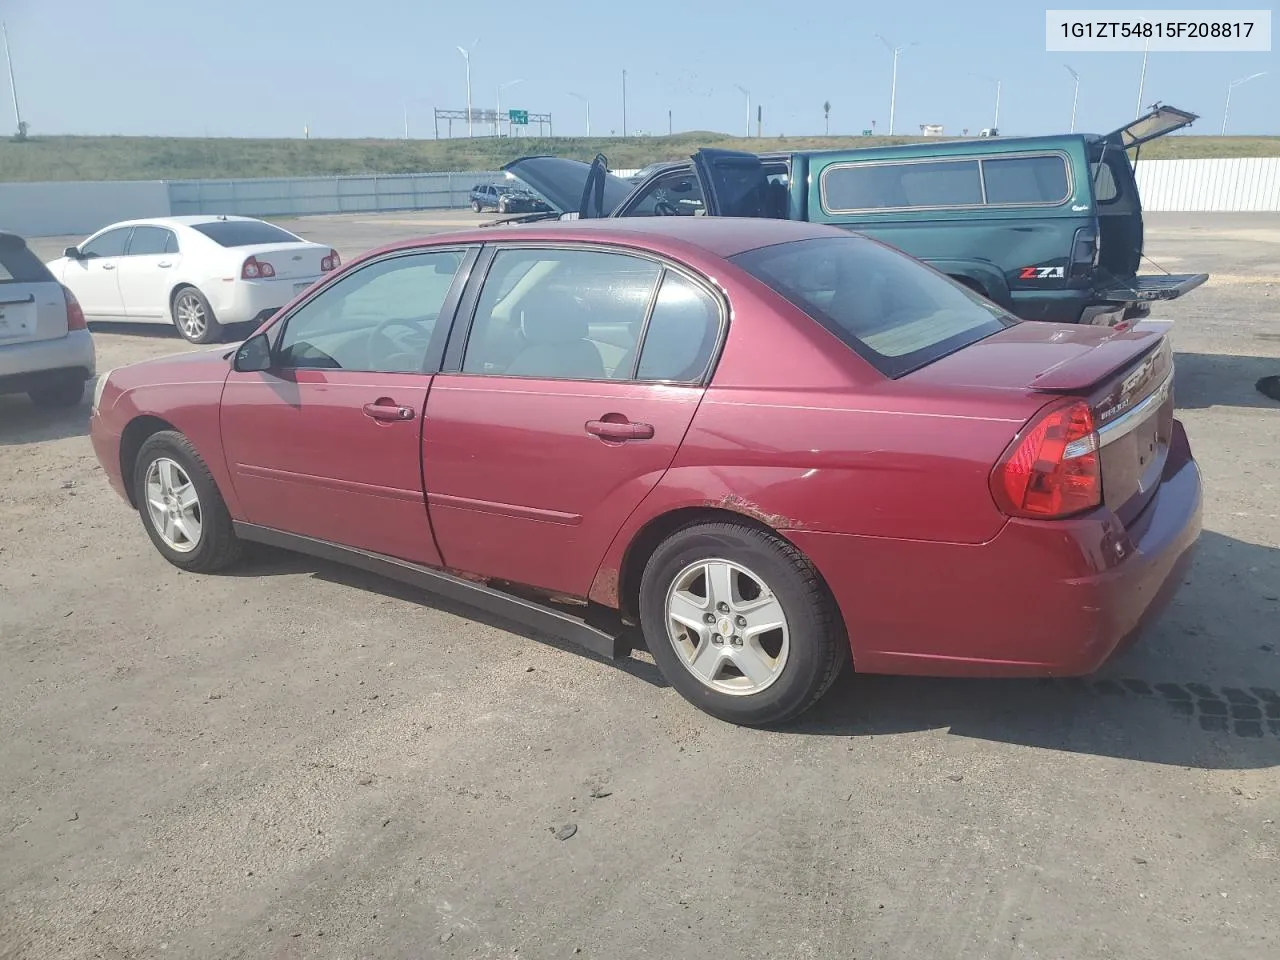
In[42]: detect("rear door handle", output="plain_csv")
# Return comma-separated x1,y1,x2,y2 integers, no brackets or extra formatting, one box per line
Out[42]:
157,261,172,268
101,263,116,270
585,418,655,441
363,398,415,422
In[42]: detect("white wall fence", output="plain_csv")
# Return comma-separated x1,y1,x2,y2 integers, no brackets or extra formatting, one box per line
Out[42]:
1,158,1276,237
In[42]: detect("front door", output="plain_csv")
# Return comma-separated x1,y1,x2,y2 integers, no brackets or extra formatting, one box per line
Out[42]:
219,246,474,565
692,148,770,217
117,225,181,320
65,226,130,318
423,244,725,596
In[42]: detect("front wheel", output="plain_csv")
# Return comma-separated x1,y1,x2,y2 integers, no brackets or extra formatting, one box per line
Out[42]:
639,521,848,726
171,287,223,344
471,200,483,213
132,430,243,572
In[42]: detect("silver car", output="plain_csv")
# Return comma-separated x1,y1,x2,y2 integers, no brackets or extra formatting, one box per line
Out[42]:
0,230,96,407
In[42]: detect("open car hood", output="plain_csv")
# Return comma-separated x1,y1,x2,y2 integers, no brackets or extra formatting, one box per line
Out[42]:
1094,103,1198,150
500,155,636,217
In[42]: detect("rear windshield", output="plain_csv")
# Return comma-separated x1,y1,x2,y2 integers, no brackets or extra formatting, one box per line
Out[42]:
731,236,1015,378
0,236,56,284
190,220,300,247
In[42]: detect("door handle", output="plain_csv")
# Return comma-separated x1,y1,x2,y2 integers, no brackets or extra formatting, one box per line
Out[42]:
101,263,116,270
585,418,655,441
157,261,172,268
363,399,415,422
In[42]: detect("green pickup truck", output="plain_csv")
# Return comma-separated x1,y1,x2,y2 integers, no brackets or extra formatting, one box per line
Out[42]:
502,105,1208,326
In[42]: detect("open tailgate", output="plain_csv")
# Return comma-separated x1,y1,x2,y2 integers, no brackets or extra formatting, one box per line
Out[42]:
1096,273,1208,305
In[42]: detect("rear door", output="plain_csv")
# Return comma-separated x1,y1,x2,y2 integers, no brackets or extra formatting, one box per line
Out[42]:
692,148,769,217
64,227,130,317
0,234,66,345
422,243,724,596
117,225,180,319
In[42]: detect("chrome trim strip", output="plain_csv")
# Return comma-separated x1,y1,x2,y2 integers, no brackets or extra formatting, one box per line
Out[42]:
1097,371,1173,447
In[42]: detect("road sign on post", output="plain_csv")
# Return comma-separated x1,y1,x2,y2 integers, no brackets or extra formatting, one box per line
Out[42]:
509,109,528,125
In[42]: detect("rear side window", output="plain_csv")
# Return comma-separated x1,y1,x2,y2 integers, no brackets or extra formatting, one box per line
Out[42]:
982,155,1070,204
823,160,982,211
731,236,1015,378
127,226,177,256
635,272,721,381
0,236,55,283
191,220,300,247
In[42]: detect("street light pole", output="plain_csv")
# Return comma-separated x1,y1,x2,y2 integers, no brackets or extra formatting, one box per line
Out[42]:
971,73,1002,131
875,35,916,137
1135,37,1149,118
569,92,590,136
1222,71,1267,135
457,39,478,137
734,84,751,137
1065,64,1080,133
622,69,628,137
496,79,523,137
1,22,24,139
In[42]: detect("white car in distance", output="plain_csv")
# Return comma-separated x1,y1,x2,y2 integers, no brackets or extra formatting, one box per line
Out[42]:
46,215,340,344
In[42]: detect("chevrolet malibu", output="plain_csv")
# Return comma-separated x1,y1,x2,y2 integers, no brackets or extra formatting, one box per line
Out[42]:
88,218,1202,726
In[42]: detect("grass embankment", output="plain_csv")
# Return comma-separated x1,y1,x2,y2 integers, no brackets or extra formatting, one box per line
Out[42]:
2,132,1277,182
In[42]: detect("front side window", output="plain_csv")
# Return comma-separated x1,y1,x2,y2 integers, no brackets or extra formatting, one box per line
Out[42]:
626,170,706,217
81,228,130,259
731,236,1014,378
276,250,464,373
462,248,662,380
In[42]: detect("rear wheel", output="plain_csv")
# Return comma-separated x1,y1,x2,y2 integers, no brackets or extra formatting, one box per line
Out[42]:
172,286,222,344
639,521,848,726
28,376,85,408
132,430,243,573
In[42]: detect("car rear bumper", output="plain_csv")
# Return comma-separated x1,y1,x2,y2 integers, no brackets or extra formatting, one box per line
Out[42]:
207,276,323,326
0,329,96,394
788,419,1203,677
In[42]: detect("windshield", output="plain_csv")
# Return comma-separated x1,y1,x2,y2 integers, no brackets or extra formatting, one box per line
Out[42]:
191,220,301,247
731,236,1016,378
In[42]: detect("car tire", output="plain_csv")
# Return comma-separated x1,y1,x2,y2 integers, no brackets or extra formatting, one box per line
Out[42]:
471,200,483,213
171,286,223,344
638,521,848,726
28,376,85,408
132,430,243,573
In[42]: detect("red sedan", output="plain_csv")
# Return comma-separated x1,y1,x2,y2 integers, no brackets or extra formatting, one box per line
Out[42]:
89,217,1202,726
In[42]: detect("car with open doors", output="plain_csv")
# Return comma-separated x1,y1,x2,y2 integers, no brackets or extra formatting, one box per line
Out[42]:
89,217,1202,726
503,105,1208,329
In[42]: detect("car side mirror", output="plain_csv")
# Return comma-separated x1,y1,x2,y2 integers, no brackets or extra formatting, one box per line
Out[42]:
64,246,83,259
232,332,273,373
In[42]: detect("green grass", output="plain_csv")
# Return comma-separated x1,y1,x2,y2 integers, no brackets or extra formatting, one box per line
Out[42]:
2,131,1278,182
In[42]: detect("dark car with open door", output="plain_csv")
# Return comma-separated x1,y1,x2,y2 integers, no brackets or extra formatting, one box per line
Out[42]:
502,105,1208,328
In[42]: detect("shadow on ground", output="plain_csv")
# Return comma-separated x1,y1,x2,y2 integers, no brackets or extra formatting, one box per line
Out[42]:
223,528,1279,771
1175,351,1280,410
0,391,91,445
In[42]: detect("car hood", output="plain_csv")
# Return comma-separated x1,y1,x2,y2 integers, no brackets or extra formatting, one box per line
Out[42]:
501,156,635,215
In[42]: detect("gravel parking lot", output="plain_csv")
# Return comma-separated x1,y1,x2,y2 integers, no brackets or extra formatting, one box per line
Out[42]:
2,212,1278,960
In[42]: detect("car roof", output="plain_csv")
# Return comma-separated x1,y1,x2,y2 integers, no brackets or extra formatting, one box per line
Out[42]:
369,216,854,261
93,215,269,231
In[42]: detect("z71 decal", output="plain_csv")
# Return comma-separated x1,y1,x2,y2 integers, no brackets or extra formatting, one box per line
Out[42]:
1019,265,1066,280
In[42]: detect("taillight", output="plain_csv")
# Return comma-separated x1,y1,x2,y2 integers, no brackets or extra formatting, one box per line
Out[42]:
241,255,276,279
990,399,1101,519
321,249,340,272
1069,224,1099,278
63,285,87,331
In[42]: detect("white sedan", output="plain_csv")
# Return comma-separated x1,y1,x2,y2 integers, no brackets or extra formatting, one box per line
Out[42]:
46,215,340,344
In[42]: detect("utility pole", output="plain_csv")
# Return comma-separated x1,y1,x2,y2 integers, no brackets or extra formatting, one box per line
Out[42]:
621,69,628,137
668,109,672,136
734,84,751,137
2,22,25,140
457,39,478,137
756,104,762,138
570,92,590,136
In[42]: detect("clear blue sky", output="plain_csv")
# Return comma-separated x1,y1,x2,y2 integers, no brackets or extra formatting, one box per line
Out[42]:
3,0,1276,139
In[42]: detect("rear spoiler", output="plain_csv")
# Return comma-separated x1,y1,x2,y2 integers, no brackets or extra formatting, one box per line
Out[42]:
1030,321,1171,392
